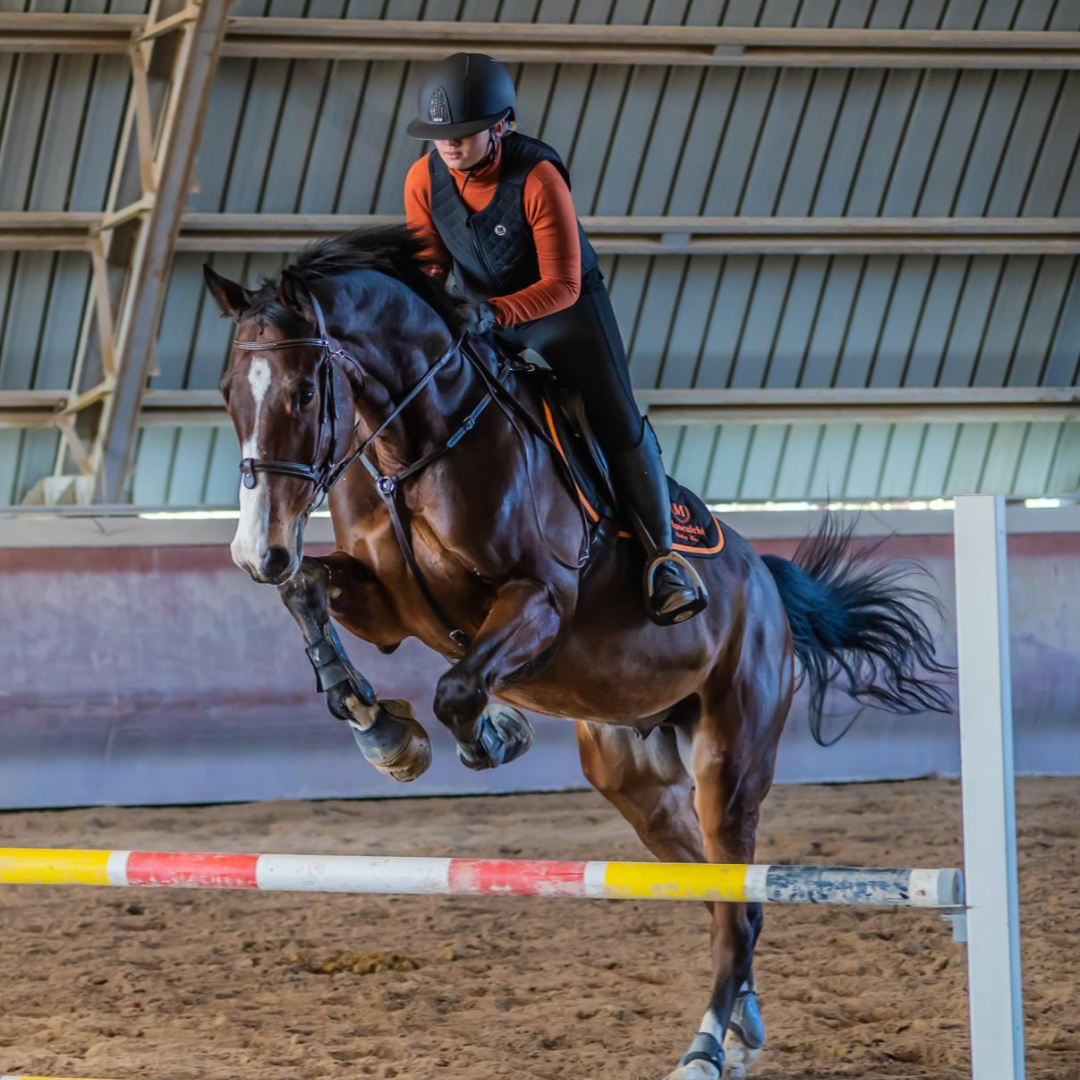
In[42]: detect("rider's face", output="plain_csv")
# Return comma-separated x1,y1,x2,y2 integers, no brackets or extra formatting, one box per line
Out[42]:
433,121,506,170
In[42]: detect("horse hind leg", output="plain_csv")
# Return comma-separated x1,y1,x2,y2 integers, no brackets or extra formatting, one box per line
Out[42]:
575,720,763,1080
669,654,788,1080
279,555,432,782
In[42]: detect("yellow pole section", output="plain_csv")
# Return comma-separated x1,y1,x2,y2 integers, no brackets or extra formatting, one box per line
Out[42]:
0,849,113,886
602,861,749,901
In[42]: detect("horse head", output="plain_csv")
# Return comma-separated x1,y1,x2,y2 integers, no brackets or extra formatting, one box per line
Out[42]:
204,265,362,584
203,227,464,586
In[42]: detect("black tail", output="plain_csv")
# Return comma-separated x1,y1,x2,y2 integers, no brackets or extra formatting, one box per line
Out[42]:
761,514,953,746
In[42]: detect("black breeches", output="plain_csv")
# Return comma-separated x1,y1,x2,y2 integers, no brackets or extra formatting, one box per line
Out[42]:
493,268,644,453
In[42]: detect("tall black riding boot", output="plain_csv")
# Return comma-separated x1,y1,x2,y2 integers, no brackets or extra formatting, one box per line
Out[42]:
609,422,708,626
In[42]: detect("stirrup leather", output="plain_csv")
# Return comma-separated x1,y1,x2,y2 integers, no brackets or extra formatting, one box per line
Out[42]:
643,550,708,626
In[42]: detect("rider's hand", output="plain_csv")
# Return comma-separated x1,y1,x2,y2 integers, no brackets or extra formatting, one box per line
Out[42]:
463,301,499,336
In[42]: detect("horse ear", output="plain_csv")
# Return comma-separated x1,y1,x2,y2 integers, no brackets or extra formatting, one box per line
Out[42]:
277,269,316,325
203,264,252,319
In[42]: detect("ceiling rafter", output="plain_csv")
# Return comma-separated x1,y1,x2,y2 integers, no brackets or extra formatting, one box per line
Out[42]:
2,18,1079,69
4,213,1080,257
3,387,1078,431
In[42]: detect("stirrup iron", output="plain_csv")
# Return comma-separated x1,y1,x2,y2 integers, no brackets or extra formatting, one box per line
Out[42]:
643,550,708,626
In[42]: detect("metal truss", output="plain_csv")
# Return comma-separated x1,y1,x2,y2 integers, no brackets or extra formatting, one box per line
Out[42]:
2,0,230,505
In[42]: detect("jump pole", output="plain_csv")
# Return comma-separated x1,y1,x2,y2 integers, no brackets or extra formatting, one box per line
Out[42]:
954,495,1025,1080
0,849,962,907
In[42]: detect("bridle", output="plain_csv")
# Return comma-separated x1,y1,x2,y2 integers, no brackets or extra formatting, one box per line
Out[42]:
230,284,485,648
229,277,591,651
232,290,462,513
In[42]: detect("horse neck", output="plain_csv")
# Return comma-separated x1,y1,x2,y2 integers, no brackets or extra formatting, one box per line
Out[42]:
348,331,473,476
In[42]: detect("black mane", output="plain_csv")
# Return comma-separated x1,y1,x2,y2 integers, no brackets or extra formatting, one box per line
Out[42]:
245,224,467,333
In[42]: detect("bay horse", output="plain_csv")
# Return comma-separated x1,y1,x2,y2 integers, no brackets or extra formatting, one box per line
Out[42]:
203,226,950,1080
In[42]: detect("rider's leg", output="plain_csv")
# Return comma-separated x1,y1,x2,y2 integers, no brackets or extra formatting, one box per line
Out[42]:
501,267,707,625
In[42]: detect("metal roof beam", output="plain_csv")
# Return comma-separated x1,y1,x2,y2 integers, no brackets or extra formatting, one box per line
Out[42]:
640,387,1080,424
176,21,1080,69
0,13,143,53
4,388,1078,430
6,212,1080,256
180,213,1080,256
2,17,1078,69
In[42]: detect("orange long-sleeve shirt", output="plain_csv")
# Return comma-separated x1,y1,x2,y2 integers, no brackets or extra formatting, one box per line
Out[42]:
404,142,582,328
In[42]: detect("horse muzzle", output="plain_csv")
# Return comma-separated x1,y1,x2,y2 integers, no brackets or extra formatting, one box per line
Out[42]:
254,545,298,585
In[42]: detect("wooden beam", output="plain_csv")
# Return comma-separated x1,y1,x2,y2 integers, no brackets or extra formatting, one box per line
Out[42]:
219,21,1080,69
640,387,1080,424
0,13,142,53
137,4,199,43
4,387,1078,430
1,16,1077,68
93,0,232,502
175,214,1080,255
9,213,1080,256
0,212,99,251
138,388,229,425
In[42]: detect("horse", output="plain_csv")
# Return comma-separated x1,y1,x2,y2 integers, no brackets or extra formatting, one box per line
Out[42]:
203,225,951,1080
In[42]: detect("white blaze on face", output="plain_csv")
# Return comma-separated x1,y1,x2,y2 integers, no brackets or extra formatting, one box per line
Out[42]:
231,358,273,573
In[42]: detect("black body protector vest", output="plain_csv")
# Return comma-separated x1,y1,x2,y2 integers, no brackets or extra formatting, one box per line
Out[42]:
428,131,599,305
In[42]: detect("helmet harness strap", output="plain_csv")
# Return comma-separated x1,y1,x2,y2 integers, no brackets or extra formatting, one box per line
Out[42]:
458,110,508,195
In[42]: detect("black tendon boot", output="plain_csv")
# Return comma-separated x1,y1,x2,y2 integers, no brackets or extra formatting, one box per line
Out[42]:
609,421,708,626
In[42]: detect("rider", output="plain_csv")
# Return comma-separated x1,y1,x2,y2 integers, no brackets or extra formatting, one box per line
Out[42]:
404,52,708,627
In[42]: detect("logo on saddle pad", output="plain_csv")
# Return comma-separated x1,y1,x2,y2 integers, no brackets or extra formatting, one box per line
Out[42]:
428,86,450,124
672,502,691,525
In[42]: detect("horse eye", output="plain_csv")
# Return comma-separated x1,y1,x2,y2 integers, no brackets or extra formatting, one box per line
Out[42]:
297,382,317,407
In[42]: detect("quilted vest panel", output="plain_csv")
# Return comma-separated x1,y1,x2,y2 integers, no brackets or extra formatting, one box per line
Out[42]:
428,131,599,303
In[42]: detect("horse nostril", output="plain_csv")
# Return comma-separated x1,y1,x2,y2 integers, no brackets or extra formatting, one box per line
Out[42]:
260,546,292,581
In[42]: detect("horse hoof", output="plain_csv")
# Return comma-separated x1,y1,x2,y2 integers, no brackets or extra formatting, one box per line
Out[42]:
456,704,534,771
664,1062,721,1080
350,698,432,782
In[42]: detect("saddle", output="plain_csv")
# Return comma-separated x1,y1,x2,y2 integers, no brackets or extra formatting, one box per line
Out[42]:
528,370,725,561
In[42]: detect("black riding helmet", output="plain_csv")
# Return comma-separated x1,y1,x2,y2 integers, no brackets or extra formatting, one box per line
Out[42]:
406,53,516,141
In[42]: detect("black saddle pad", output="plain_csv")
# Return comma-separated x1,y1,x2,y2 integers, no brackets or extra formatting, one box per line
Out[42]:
536,376,724,560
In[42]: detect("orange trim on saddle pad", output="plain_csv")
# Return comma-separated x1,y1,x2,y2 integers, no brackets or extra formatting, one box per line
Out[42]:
541,399,725,558
542,398,600,524
674,523,725,557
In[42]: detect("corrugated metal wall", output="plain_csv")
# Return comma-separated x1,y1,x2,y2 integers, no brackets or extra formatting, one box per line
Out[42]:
2,0,1079,503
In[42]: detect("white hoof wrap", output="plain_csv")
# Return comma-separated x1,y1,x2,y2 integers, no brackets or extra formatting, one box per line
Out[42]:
664,1061,721,1080
722,1035,761,1080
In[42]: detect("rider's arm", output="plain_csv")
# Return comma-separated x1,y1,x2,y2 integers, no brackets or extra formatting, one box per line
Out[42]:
488,161,582,328
404,157,453,284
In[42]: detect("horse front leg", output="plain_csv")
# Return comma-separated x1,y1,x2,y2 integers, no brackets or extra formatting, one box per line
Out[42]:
279,555,432,782
433,577,562,770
